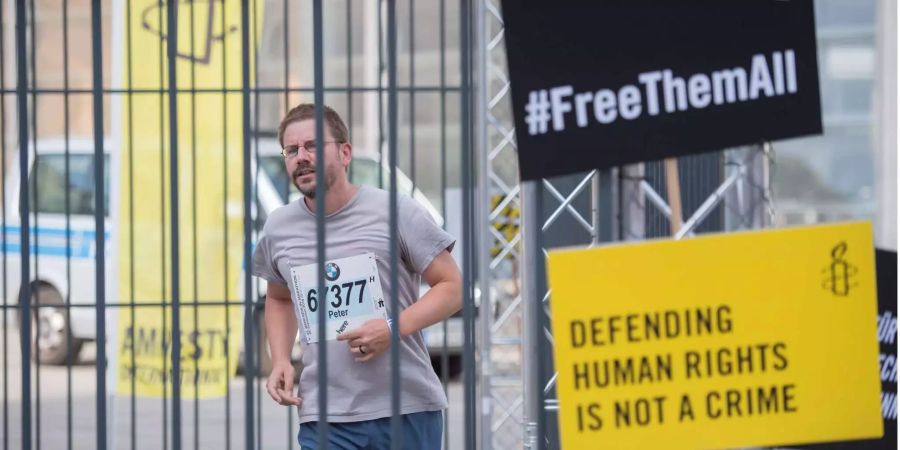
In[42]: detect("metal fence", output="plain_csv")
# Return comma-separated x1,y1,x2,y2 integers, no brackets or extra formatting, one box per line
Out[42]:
0,1,780,449
0,0,477,449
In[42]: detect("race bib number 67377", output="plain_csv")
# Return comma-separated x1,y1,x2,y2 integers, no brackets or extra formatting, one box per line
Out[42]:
289,253,388,343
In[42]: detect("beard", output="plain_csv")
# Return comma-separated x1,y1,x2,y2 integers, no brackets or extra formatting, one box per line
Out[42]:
293,163,332,199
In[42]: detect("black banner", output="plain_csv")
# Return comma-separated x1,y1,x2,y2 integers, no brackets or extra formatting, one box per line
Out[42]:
502,0,823,181
798,249,897,450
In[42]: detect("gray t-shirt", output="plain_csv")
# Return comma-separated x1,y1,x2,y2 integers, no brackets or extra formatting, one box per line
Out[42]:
251,185,455,423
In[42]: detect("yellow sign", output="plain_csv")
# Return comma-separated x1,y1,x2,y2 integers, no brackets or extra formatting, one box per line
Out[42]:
115,0,260,398
548,222,883,449
490,194,520,259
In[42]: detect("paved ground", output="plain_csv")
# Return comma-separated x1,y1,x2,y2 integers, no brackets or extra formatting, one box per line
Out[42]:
0,329,465,449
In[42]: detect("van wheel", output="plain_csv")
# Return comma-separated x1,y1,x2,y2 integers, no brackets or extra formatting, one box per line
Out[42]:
27,285,83,365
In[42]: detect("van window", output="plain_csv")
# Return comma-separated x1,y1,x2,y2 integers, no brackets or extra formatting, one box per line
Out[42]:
29,154,110,217
349,159,380,188
259,155,291,204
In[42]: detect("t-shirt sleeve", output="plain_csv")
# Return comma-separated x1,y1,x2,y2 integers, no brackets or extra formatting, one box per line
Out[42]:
251,231,286,284
398,196,456,275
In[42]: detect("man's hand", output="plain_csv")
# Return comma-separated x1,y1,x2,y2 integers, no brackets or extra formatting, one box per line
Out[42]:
266,361,302,406
337,319,391,363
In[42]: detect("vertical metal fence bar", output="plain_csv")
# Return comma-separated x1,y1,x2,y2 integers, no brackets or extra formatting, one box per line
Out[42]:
280,0,294,436
188,3,200,449
408,0,415,194
26,0,40,443
13,0,31,448
157,1,169,447
250,0,262,446
91,0,108,447
60,0,74,448
0,0,9,447
241,0,256,447
386,0,402,447
438,1,450,448
376,0,384,189
460,0,477,449
312,0,330,448
165,0,183,447
219,0,232,445
346,0,353,183
280,0,290,212
124,0,137,447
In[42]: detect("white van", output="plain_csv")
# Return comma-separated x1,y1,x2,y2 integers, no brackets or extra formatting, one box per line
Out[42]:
6,138,461,376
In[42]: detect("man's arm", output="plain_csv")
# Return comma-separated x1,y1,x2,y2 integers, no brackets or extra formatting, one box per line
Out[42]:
397,249,463,337
339,250,462,362
264,281,301,406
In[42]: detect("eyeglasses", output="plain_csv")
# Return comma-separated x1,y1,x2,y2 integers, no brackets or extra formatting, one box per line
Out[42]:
281,140,343,158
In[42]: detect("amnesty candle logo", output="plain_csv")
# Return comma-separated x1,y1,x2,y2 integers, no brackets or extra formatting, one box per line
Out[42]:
823,241,859,297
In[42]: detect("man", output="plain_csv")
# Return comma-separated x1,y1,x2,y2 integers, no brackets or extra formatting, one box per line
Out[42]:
252,103,462,449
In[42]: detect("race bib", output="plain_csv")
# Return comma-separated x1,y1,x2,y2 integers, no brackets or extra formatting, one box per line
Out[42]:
289,253,387,343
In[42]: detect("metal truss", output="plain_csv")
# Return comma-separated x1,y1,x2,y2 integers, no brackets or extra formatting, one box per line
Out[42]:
476,3,774,449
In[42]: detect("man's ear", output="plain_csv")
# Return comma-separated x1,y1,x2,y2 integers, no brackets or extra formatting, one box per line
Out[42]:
341,142,353,168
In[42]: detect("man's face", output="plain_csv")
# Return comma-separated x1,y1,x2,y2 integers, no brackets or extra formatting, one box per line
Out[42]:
281,119,351,199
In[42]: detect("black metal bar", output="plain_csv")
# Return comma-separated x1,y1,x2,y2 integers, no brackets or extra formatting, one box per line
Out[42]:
283,0,289,111
460,0,477,448
377,1,384,189
598,170,614,242
15,0,32,448
157,1,169,448
279,0,292,201
408,0,415,195
189,1,200,448
27,0,41,445
312,0,330,447
220,1,232,448
438,2,449,448
0,0,9,447
90,0,107,447
62,0,75,448
28,24,42,450
386,1,401,448
240,0,255,446
123,0,137,448
251,0,262,447
165,0,182,447
346,0,353,182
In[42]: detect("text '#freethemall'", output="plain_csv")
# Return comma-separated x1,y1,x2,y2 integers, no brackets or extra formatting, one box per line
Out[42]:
525,50,799,135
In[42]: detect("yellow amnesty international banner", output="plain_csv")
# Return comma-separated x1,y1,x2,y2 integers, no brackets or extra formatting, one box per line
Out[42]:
115,1,259,398
547,222,883,449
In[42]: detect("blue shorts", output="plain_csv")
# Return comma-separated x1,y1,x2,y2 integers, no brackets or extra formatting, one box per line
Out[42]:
298,411,443,450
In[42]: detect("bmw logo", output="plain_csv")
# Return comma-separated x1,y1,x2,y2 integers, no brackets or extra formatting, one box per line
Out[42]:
325,262,340,281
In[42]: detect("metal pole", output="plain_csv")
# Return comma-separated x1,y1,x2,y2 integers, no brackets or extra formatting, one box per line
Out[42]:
165,0,183,447
14,0,32,447
597,169,615,243
475,0,493,447
312,1,330,448
91,0,108,447
386,0,402,448
460,0,478,448
240,0,255,446
521,180,541,450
